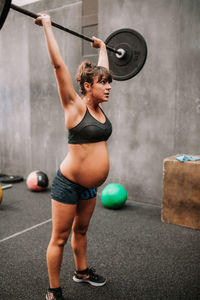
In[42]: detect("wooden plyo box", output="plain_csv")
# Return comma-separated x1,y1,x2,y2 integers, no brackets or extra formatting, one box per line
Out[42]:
162,155,200,230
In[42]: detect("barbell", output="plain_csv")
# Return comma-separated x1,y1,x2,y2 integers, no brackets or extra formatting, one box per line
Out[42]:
0,0,147,81
0,184,13,205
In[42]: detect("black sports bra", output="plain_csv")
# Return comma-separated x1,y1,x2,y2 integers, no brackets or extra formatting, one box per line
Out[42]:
68,106,112,144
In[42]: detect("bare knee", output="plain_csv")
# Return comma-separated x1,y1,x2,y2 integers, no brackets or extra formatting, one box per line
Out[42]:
72,225,88,237
71,226,88,254
51,229,71,247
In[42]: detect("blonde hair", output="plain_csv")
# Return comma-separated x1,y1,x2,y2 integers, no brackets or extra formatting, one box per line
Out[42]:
76,61,112,95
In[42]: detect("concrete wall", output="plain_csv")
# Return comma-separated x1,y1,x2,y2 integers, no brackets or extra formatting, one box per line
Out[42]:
99,0,200,204
0,0,82,177
0,0,200,205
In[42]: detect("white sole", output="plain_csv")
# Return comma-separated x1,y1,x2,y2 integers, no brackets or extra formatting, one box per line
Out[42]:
73,275,106,287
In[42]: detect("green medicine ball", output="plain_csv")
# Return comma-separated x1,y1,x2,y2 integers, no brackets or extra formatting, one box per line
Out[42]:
101,183,127,209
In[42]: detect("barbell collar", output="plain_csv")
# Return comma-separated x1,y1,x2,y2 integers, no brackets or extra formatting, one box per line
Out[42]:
2,184,13,190
116,48,126,59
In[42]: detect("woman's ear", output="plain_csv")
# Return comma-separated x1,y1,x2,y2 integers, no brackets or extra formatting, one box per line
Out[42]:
83,82,91,93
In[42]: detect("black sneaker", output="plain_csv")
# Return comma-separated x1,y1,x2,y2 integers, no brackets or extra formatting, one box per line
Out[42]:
45,287,66,300
73,267,106,287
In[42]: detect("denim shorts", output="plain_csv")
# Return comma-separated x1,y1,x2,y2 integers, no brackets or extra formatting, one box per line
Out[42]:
51,169,97,205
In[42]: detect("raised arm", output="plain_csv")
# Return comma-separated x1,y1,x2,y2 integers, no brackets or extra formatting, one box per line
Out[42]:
91,37,109,69
35,14,77,108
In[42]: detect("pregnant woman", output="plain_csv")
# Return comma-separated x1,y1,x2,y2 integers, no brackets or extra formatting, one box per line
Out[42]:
35,13,112,300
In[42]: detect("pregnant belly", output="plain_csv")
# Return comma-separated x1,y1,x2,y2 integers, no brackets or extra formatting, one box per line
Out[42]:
60,142,110,188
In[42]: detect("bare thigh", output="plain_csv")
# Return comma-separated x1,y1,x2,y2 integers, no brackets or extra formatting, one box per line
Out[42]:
51,200,77,242
72,197,96,232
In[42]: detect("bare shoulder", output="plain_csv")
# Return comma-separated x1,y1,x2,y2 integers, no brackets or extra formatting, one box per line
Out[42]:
64,95,86,130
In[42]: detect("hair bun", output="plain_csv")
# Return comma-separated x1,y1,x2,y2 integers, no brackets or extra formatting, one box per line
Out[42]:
75,61,95,83
84,61,94,69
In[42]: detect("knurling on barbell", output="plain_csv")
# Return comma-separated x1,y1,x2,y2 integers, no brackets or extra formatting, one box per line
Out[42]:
0,0,147,80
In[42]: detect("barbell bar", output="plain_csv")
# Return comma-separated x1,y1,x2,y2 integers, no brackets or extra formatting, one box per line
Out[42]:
0,184,13,205
0,0,147,81
11,3,122,56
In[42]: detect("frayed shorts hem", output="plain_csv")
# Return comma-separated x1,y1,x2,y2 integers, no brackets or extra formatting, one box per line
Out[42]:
51,197,78,205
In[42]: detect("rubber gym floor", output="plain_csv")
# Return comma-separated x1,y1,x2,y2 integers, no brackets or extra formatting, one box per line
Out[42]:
0,180,200,300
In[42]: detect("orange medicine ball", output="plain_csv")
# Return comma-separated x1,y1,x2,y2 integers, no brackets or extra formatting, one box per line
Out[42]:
26,170,49,191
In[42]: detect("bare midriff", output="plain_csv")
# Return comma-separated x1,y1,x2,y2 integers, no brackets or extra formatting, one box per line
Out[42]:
60,141,109,188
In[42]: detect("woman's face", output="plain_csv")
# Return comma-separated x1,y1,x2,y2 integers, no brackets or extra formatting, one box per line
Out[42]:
89,76,112,103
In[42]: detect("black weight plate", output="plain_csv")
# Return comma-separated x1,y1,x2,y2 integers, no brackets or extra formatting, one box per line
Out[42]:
105,28,147,81
0,174,24,183
0,0,11,30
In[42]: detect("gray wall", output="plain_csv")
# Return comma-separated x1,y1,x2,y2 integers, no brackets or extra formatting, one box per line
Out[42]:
0,0,200,205
0,0,82,177
99,0,200,204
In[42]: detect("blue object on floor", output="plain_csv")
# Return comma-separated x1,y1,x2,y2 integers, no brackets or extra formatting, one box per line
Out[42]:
176,154,200,162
